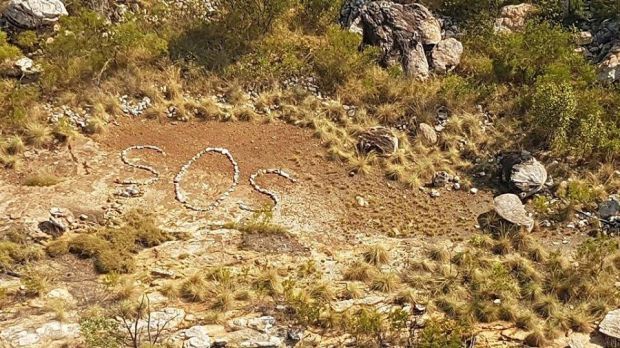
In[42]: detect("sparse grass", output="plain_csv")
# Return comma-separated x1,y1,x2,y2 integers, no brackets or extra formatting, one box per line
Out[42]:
0,240,43,272
347,153,377,175
370,272,400,292
212,286,234,311
253,268,284,295
428,247,450,263
362,245,389,266
46,298,71,322
23,171,62,187
524,330,547,347
5,135,25,155
24,122,52,147
343,282,365,299
343,261,376,282
21,267,49,296
180,273,209,302
47,210,172,274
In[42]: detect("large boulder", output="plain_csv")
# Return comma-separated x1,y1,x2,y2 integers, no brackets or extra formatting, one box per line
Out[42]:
356,126,399,156
431,38,463,73
3,0,67,29
598,42,620,83
493,193,535,232
498,151,547,199
494,3,538,33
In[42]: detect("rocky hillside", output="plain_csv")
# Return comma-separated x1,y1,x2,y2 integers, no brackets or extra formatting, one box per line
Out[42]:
0,0,619,347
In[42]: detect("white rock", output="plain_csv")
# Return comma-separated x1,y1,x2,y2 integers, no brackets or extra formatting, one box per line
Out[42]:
470,188,478,194
355,196,369,207
4,0,67,28
46,288,74,303
183,326,212,348
431,38,463,73
494,3,538,33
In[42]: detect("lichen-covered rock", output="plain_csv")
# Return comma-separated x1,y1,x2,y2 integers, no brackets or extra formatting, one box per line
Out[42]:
493,193,534,232
356,126,398,156
494,3,538,33
431,38,463,73
598,42,620,83
3,0,67,29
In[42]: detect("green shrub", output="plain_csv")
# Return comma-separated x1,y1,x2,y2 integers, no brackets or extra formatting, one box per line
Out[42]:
489,22,594,85
530,81,577,151
313,26,379,92
15,31,38,49
0,31,21,63
415,318,465,348
80,316,123,348
591,0,620,19
57,211,171,274
224,29,312,86
41,11,167,91
438,0,509,25
529,80,617,157
297,0,343,33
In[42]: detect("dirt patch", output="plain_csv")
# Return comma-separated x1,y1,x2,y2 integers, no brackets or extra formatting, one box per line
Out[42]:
240,232,309,255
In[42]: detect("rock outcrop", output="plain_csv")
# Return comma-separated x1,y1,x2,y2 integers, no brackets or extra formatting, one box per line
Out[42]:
3,0,67,29
342,0,462,78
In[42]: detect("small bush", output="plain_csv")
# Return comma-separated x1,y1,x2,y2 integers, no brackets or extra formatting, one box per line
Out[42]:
23,172,62,187
53,211,171,274
313,26,379,92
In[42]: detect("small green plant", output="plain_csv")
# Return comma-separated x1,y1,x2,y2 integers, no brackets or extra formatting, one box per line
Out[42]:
81,316,123,348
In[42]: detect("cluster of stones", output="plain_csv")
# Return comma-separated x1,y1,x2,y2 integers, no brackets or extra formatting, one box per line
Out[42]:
240,169,298,211
119,95,152,116
47,105,92,130
118,145,166,186
282,76,323,98
174,147,240,212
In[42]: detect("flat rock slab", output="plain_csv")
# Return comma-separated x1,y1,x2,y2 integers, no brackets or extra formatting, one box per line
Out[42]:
494,193,534,232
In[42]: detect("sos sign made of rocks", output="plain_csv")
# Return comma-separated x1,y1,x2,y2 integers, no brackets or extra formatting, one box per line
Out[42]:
118,145,297,212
